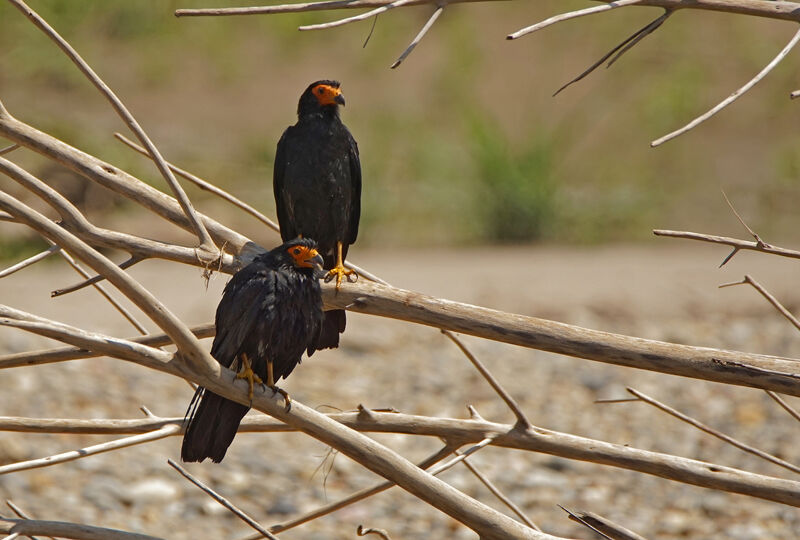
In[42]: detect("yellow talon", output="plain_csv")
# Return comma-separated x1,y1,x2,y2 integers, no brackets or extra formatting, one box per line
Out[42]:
326,241,357,290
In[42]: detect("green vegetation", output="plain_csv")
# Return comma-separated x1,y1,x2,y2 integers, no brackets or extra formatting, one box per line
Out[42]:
1,2,798,259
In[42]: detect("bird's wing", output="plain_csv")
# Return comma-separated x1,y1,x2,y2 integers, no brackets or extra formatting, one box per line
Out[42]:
273,128,296,241
347,132,361,245
210,266,277,367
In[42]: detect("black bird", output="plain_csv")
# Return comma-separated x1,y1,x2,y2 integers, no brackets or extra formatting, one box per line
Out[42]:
181,238,325,463
273,80,361,351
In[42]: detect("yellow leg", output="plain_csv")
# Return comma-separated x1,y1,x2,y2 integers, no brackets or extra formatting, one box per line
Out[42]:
325,241,357,290
235,353,262,403
266,358,291,412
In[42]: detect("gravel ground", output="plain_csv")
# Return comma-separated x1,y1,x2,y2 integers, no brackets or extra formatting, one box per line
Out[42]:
1,243,799,539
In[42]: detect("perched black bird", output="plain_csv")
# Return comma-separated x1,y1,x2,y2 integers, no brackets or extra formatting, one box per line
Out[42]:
181,238,325,463
274,80,361,351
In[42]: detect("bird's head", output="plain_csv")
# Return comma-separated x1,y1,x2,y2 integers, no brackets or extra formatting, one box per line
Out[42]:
273,237,325,276
298,80,345,118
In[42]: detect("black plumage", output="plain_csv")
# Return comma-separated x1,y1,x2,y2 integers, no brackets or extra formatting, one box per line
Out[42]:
181,238,325,463
273,79,361,351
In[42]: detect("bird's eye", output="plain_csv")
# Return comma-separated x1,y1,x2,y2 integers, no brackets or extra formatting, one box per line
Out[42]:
293,248,301,255
317,87,324,95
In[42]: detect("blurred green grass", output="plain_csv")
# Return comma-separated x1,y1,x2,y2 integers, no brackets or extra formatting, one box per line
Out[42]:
1,1,799,257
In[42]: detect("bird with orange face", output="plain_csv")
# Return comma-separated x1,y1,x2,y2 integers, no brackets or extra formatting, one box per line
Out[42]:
273,80,361,351
181,238,325,463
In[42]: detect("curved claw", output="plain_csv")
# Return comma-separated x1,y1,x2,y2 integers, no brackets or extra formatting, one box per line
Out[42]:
270,385,292,412
325,264,357,290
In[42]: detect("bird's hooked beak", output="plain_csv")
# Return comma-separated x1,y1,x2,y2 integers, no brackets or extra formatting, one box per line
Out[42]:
307,251,325,271
334,93,345,106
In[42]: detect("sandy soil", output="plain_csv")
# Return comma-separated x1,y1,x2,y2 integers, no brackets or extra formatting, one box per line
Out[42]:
1,243,799,539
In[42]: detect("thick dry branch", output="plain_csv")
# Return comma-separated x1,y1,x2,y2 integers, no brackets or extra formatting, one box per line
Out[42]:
0,158,238,273
0,306,173,370
174,0,800,23
4,410,800,508
0,518,162,540
0,102,250,257
0,323,214,370
0,193,216,375
653,229,800,261
322,280,800,396
8,0,217,257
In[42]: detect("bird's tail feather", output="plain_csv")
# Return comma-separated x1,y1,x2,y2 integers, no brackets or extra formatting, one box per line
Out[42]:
312,309,346,351
181,388,249,463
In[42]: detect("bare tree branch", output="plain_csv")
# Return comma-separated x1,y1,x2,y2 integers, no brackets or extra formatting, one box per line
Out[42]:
507,0,642,40
0,100,251,258
390,4,445,68
719,275,800,333
0,425,180,475
0,518,163,540
651,27,800,147
174,0,800,23
765,391,800,424
322,279,800,396
0,190,217,375
653,229,800,262
3,410,800,508
0,245,60,278
0,323,214,370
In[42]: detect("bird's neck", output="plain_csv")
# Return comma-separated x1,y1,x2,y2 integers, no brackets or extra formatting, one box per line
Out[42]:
298,108,340,123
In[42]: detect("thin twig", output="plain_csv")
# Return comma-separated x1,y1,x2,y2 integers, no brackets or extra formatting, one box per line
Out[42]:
442,330,530,428
721,189,764,245
719,275,800,333
765,391,800,424
51,256,141,298
356,525,391,539
0,144,20,156
247,445,455,538
559,506,613,540
552,10,671,97
653,229,800,262
0,425,179,475
460,456,540,530
0,245,60,278
298,0,416,30
390,4,445,68
562,507,647,540
167,459,278,540
7,0,218,257
627,387,800,475
114,133,281,233
53,246,148,334
5,501,45,540
652,27,800,146
507,0,642,40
